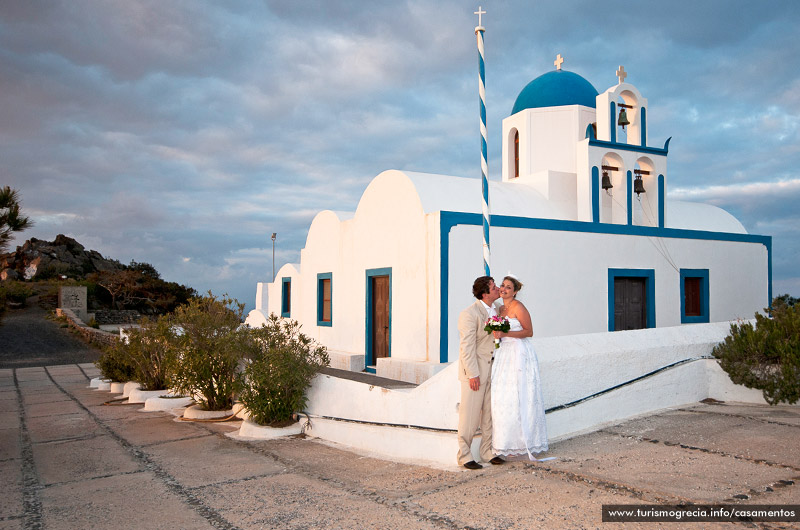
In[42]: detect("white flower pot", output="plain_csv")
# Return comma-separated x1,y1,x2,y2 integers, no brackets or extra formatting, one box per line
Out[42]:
109,382,126,394
89,377,110,389
128,388,169,404
237,418,304,439
144,395,194,412
232,402,250,420
183,404,234,420
122,381,141,397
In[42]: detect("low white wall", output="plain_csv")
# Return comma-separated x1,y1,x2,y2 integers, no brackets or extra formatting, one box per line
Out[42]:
376,358,448,384
328,350,366,372
306,364,460,429
303,322,783,468
535,321,738,411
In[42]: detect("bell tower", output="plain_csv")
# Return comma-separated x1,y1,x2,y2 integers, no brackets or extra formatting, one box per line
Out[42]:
578,66,669,228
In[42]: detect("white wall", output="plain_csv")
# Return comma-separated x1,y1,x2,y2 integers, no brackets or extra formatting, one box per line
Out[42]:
256,171,441,365
446,224,769,361
302,321,786,468
502,105,597,181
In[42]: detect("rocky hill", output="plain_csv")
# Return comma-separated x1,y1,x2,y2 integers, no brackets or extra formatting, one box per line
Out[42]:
1,234,124,281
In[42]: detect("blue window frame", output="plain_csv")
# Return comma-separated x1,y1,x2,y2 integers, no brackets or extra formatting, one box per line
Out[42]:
281,277,291,317
608,268,656,331
317,272,332,327
680,269,709,324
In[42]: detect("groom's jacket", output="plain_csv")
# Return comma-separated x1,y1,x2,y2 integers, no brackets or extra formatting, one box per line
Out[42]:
457,300,501,382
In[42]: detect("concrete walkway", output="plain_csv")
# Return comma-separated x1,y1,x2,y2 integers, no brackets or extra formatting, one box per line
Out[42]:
1,363,798,529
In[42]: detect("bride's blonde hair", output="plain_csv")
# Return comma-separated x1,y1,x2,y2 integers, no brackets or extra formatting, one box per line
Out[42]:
503,275,523,295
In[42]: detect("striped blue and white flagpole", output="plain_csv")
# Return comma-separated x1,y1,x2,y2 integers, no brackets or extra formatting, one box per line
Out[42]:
475,6,490,276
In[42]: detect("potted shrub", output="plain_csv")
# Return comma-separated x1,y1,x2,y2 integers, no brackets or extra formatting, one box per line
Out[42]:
119,315,182,403
238,314,329,432
167,292,249,416
95,341,136,392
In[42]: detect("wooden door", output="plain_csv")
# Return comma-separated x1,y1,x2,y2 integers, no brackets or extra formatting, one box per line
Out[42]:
614,277,647,331
684,277,701,317
371,275,390,360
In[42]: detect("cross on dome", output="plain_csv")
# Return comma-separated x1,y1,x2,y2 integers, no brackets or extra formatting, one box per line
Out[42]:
616,65,627,84
474,6,486,27
554,54,564,71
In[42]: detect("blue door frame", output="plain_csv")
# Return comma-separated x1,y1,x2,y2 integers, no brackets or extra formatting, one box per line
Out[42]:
365,267,392,373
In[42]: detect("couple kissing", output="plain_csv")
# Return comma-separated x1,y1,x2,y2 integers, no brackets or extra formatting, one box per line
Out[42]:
456,275,549,469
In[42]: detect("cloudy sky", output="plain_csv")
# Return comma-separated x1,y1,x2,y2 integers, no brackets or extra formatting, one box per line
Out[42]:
2,0,798,310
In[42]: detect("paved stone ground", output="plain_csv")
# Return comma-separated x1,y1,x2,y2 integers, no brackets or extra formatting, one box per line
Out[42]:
0,300,102,369
1,363,798,530
1,305,798,528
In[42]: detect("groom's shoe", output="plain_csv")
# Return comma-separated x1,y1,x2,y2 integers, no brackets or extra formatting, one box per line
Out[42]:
489,456,505,465
463,460,483,470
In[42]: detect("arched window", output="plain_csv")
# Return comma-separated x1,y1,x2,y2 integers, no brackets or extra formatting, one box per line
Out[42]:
514,130,520,178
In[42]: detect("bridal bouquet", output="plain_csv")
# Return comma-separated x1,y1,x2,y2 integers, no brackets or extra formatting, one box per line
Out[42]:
484,315,510,349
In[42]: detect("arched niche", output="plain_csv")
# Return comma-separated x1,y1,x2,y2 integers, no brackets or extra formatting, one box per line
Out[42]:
633,157,658,227
600,83,647,147
616,90,641,146
600,152,626,224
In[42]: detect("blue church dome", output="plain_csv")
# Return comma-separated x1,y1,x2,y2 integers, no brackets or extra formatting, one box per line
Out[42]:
511,70,599,115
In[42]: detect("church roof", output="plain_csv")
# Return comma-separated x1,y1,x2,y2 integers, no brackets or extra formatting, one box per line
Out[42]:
666,201,747,234
363,171,568,220
511,70,599,115
357,171,748,235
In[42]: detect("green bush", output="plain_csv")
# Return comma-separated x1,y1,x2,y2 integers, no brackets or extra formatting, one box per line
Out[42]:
96,341,137,383
167,293,249,411
773,294,798,307
0,281,34,305
713,297,800,405
239,314,329,426
35,262,76,280
116,317,177,391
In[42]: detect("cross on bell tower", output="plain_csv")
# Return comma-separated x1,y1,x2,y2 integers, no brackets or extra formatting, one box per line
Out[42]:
616,65,627,84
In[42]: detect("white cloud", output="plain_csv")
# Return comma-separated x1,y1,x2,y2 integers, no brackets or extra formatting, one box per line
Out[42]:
671,178,800,202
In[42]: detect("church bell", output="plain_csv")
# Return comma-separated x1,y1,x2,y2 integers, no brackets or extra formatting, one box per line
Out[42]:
633,176,646,195
601,170,613,190
601,165,618,191
618,107,630,129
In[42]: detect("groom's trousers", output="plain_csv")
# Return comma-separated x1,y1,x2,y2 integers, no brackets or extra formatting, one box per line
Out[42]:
456,356,494,465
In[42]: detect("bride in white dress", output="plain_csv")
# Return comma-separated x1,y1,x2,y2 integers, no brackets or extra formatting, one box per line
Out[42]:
491,275,549,459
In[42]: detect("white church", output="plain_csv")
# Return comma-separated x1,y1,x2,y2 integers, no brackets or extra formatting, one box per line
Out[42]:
243,57,774,465
247,60,771,383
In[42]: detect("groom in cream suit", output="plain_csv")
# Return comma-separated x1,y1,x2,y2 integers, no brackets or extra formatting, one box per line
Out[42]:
457,276,505,469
